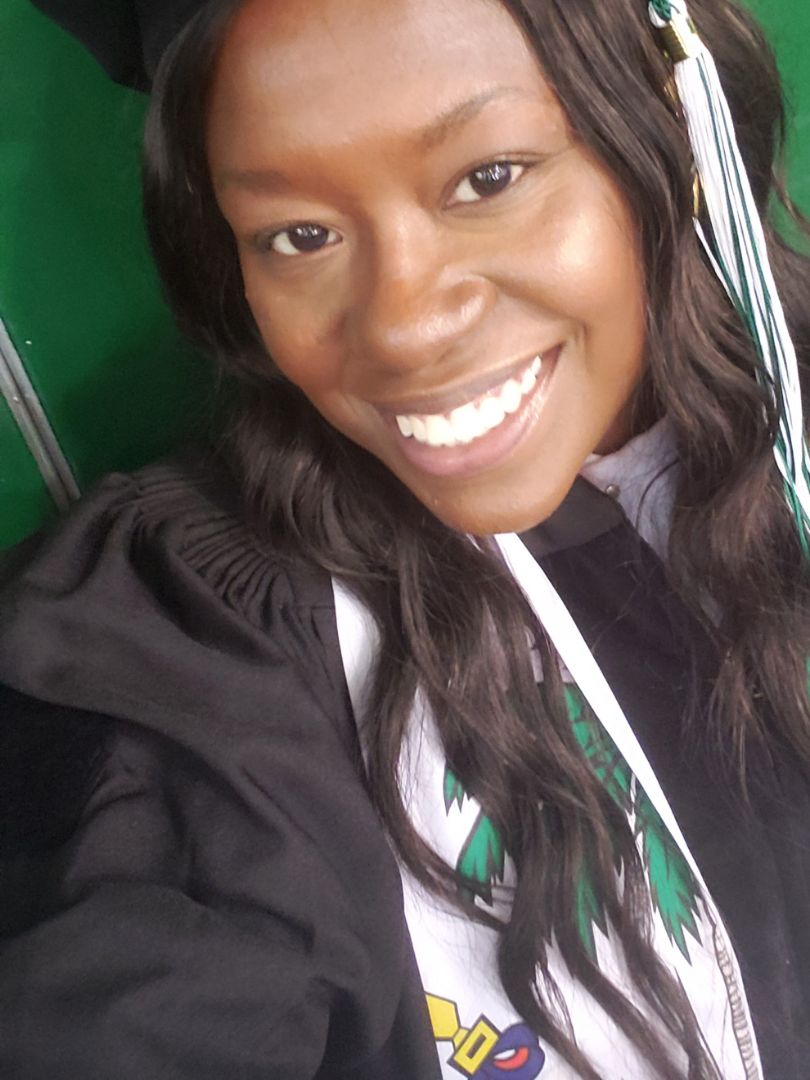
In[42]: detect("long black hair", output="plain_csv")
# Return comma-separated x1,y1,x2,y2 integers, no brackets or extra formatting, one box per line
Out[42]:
142,1,810,1076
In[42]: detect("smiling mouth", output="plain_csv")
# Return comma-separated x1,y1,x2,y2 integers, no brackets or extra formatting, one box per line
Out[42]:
394,354,543,448
378,345,559,481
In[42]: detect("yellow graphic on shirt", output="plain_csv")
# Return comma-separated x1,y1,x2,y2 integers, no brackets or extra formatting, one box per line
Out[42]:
427,994,499,1072
426,994,546,1077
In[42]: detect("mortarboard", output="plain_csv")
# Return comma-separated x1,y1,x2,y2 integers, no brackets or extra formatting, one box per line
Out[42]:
30,0,207,90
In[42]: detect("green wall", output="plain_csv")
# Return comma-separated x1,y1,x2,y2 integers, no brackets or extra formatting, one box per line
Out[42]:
0,394,54,546
747,0,810,214
0,0,808,549
0,0,212,547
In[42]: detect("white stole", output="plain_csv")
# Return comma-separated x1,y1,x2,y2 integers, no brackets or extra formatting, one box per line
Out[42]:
332,533,761,1079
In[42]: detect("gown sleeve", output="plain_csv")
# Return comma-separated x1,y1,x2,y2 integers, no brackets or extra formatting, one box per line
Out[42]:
0,457,427,1079
0,681,389,1080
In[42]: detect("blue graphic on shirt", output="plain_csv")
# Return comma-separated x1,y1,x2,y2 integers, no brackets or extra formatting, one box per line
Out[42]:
480,1022,545,1077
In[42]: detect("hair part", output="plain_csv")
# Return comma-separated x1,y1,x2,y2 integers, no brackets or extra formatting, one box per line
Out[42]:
142,1,810,1075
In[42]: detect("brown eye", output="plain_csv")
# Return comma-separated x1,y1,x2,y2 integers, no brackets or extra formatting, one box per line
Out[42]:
269,223,340,256
452,161,524,204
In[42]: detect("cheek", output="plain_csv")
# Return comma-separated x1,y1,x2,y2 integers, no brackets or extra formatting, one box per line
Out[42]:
243,268,340,393
542,201,644,335
504,157,645,340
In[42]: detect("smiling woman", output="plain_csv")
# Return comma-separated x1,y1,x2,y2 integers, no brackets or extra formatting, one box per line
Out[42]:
2,1,810,1079
206,0,646,534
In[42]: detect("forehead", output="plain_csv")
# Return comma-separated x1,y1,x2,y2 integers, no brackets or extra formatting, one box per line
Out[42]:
207,0,558,163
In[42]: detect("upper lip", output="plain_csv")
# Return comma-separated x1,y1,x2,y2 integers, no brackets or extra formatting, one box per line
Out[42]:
370,346,556,418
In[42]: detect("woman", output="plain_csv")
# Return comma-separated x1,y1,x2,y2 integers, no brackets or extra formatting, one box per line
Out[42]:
1,0,809,1076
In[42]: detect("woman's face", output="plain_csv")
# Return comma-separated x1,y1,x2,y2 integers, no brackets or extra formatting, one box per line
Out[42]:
207,0,647,534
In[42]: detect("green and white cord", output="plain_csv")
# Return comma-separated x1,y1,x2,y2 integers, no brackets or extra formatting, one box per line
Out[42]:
649,0,810,552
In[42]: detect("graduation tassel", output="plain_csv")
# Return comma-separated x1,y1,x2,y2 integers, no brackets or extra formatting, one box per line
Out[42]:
649,0,810,554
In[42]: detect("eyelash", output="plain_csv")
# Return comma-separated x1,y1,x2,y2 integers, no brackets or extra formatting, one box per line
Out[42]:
449,160,528,206
258,158,530,257
263,224,340,258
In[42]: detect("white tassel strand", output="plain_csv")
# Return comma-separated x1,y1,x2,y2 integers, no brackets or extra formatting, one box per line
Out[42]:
649,0,810,550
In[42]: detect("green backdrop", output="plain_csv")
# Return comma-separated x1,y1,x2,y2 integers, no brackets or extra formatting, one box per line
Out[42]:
1,0,808,548
0,1,212,547
747,0,810,214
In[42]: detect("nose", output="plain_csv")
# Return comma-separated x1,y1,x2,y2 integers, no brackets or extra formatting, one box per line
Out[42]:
349,214,494,373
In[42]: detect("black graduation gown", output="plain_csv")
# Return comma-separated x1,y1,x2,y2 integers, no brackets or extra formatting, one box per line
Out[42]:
0,454,808,1078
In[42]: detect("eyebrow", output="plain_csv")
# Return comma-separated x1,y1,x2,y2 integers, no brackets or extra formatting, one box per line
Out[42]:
218,85,530,192
218,165,292,194
417,86,529,150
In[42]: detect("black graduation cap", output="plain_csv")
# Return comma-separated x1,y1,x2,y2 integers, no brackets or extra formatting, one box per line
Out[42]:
30,0,209,91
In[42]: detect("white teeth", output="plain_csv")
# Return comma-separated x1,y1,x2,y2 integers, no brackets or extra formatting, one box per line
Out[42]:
425,415,454,448
520,367,537,395
395,353,544,448
500,378,522,414
448,402,482,444
479,396,505,431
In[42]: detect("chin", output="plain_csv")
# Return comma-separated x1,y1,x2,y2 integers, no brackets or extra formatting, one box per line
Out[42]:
423,483,575,537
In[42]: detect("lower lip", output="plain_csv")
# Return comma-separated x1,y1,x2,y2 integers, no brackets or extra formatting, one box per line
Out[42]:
383,346,559,480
